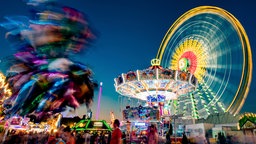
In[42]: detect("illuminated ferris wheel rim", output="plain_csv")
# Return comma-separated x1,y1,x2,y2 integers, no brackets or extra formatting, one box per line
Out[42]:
156,6,252,115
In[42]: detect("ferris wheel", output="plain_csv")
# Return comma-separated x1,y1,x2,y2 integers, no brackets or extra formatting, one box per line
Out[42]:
156,6,252,119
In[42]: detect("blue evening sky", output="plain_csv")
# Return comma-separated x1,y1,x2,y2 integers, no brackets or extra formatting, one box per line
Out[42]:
0,0,255,121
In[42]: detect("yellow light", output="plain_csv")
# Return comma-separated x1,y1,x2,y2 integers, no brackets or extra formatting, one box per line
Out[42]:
156,6,252,116
170,39,207,82
151,59,160,66
0,72,12,100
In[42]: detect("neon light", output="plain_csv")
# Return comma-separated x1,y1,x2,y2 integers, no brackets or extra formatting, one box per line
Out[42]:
135,122,146,126
156,6,252,117
170,39,207,82
151,58,160,66
93,122,103,127
96,82,103,120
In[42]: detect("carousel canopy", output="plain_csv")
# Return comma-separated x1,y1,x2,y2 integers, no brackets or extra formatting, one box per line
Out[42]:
114,59,197,102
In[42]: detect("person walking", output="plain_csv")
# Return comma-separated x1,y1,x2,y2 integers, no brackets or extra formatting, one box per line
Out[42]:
182,132,188,144
110,119,122,144
63,126,76,144
166,127,172,144
147,124,158,144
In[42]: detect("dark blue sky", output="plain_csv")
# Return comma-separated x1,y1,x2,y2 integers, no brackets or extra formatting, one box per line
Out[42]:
0,0,255,120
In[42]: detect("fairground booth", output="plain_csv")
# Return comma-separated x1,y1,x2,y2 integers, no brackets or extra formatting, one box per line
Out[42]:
72,119,112,143
72,119,112,132
122,105,160,143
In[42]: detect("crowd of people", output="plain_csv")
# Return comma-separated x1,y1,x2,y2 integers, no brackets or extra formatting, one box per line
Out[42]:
1,119,254,144
0,119,123,144
0,119,164,144
0,131,49,144
0,127,111,144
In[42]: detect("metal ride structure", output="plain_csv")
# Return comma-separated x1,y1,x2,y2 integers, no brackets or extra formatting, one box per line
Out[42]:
156,6,252,119
114,58,197,122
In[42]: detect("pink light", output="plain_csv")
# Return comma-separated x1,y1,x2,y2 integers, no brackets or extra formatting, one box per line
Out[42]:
159,105,163,116
96,82,103,120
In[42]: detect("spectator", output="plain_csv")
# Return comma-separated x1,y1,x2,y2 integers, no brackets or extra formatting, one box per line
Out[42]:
182,132,188,144
166,126,172,144
63,126,76,144
148,124,158,144
110,119,122,144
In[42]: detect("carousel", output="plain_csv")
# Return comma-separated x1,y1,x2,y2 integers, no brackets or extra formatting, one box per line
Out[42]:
115,59,197,118
114,58,198,142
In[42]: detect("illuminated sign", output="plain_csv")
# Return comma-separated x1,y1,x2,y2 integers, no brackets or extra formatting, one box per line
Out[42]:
135,122,146,126
93,122,103,127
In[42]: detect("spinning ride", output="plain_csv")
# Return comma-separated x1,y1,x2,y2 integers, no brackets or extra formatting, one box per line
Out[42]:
156,6,252,118
114,59,197,120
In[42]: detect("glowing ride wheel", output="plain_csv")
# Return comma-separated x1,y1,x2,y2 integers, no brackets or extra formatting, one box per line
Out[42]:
156,6,252,118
